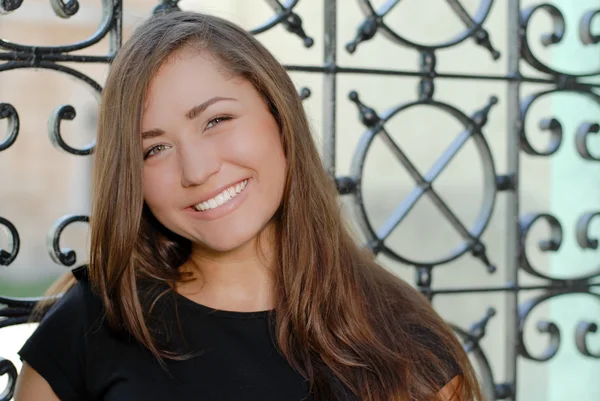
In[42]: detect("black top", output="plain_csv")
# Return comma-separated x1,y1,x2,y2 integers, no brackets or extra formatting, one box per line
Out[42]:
19,271,459,401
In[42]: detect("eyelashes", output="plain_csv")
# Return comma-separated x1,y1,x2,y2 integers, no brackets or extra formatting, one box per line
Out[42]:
144,143,169,159
206,115,232,129
143,115,233,160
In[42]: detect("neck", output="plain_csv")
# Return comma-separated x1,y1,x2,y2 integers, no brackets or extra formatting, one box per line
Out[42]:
176,225,277,313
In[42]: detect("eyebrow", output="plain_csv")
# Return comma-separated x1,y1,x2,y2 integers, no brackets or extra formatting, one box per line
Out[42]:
141,96,237,140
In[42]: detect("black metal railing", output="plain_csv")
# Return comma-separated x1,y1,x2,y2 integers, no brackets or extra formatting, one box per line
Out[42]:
1,1,599,400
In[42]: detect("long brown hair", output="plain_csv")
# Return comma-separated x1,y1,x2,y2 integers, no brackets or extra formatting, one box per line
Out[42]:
77,10,481,401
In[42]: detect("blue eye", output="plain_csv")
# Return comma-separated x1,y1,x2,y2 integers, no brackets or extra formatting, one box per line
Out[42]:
206,115,232,129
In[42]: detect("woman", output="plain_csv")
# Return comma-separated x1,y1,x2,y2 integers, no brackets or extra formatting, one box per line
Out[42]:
15,10,482,401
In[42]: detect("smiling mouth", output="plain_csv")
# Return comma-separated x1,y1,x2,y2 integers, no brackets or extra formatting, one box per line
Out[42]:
192,179,248,212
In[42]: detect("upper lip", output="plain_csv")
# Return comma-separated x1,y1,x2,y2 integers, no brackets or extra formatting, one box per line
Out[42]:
187,178,249,208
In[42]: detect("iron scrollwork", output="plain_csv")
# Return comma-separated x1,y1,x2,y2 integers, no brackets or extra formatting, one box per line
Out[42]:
0,103,19,152
0,0,119,57
0,0,22,14
0,1,599,400
0,295,38,401
518,291,600,362
47,215,89,267
575,321,600,358
48,105,96,155
575,122,600,161
0,217,19,266
580,8,600,46
520,3,600,78
519,212,600,282
520,89,600,156
576,212,600,250
0,357,17,401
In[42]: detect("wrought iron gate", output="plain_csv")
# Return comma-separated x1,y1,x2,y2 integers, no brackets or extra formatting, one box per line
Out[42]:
1,1,599,400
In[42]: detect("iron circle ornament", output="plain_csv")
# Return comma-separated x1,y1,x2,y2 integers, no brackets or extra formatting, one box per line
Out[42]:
249,0,300,33
350,99,497,267
352,0,495,51
248,0,313,47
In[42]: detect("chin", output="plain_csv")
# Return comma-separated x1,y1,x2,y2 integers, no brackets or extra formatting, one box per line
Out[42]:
196,231,259,254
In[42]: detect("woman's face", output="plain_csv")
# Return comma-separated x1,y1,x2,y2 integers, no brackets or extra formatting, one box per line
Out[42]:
141,48,286,253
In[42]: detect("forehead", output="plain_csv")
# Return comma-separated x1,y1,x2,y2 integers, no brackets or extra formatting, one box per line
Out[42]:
143,48,236,112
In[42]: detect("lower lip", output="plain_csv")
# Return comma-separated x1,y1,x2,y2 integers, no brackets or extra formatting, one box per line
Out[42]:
185,180,250,221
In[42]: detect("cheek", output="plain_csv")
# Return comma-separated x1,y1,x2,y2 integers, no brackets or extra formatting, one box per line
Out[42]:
223,117,285,168
142,167,177,211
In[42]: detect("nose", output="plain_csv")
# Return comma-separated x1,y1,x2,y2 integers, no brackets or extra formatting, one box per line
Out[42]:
179,140,221,188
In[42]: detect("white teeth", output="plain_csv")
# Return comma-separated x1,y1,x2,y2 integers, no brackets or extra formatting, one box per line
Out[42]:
193,180,248,212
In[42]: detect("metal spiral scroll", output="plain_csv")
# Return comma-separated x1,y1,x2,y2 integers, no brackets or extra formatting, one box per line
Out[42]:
47,215,89,267
576,212,600,250
0,0,117,56
0,293,39,401
518,291,600,362
575,321,600,358
0,0,22,14
0,218,19,267
520,212,600,282
575,122,600,161
347,0,499,58
0,62,102,156
0,103,19,152
519,89,600,157
520,4,600,78
346,91,498,272
48,105,96,155
580,9,600,45
0,357,17,401
154,0,314,47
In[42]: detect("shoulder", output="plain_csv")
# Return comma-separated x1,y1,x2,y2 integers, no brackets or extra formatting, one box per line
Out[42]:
17,278,104,400
41,279,104,330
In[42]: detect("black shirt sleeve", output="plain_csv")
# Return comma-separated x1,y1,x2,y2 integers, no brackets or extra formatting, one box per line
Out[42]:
18,281,95,401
